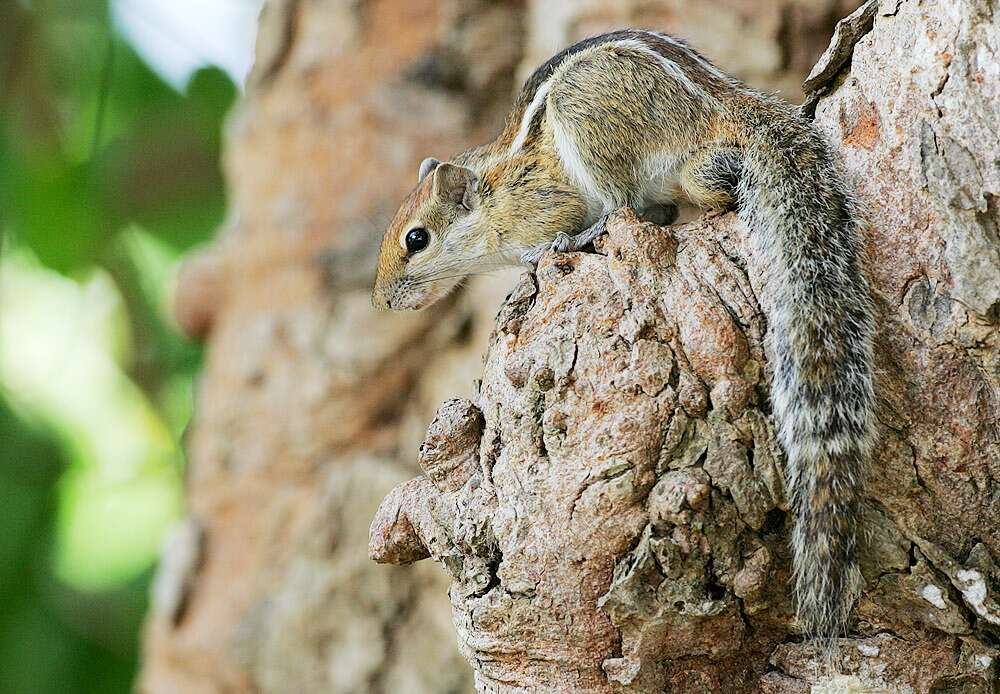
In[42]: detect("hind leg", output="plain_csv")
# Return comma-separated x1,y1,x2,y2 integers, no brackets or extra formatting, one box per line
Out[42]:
679,146,742,211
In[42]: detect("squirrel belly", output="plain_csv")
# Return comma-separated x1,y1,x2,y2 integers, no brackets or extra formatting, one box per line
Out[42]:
373,29,877,645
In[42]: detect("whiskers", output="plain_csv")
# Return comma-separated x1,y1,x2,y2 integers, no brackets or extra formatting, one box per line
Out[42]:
407,250,516,287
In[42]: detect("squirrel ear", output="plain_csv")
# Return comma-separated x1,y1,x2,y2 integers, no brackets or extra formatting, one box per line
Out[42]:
432,163,479,211
418,157,441,183
434,163,479,211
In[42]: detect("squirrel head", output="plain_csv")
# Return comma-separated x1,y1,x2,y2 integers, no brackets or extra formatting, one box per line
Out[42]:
372,158,490,311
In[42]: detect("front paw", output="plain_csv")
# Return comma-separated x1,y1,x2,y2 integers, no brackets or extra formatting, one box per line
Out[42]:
550,232,574,253
520,245,547,267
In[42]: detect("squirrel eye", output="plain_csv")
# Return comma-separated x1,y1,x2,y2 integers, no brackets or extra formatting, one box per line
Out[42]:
405,228,430,254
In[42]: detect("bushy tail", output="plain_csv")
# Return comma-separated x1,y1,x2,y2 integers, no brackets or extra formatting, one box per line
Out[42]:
735,100,876,643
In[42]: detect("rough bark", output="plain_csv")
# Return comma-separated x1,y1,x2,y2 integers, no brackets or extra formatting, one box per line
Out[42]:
370,1,1000,692
141,0,999,693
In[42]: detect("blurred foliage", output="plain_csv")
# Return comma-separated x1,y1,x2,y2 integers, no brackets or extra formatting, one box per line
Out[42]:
0,0,238,690
0,0,235,272
0,400,144,694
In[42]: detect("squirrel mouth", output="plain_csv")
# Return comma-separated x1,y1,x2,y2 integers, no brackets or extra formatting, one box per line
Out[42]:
387,277,462,311
386,284,435,311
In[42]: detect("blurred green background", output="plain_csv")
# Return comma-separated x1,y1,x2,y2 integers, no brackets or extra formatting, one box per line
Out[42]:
0,1,257,690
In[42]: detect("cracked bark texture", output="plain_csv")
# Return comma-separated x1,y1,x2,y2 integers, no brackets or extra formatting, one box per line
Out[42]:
370,1,1000,692
140,0,998,693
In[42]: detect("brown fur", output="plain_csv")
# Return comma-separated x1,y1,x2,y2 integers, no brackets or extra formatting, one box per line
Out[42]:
373,33,876,659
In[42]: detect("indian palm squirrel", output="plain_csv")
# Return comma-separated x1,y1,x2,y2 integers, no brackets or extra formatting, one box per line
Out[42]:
372,29,877,648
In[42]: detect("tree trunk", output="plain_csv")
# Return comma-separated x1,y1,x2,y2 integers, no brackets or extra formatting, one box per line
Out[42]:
141,1,999,693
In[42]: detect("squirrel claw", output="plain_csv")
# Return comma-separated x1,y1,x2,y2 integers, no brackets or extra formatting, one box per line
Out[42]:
572,215,609,249
550,232,574,253
522,232,573,267
521,217,611,268
520,246,545,267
